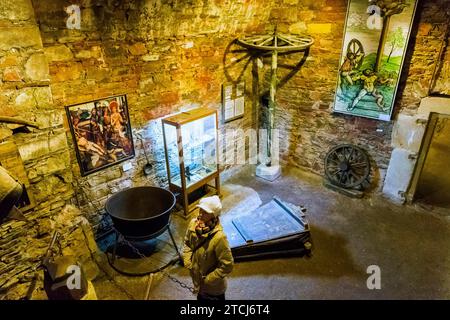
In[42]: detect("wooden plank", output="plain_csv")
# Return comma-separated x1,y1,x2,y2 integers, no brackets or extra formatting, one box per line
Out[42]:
231,199,305,244
232,219,253,244
162,108,216,126
273,196,304,227
185,171,219,193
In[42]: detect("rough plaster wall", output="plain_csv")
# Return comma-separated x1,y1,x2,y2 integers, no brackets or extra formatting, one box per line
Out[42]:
266,0,449,192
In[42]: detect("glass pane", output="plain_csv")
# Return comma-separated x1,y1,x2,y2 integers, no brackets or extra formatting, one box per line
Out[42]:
163,122,182,187
181,113,217,188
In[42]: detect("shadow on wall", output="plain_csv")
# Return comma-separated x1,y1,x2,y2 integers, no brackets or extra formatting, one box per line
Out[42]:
222,38,310,91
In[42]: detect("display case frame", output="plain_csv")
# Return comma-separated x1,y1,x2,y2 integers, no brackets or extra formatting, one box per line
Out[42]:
162,108,221,217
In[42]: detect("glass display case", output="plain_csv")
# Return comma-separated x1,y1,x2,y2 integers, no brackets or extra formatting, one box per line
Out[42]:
162,108,220,216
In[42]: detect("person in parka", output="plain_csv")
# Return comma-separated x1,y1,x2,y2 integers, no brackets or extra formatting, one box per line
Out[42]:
182,195,234,300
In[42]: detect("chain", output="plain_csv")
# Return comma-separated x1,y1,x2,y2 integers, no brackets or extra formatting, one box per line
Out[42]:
112,227,195,294
72,181,195,295
164,272,195,294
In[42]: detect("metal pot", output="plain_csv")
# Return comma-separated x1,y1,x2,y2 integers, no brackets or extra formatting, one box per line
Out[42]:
105,186,176,240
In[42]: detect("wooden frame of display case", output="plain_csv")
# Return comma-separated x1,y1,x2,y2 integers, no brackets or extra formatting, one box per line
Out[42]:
162,108,221,217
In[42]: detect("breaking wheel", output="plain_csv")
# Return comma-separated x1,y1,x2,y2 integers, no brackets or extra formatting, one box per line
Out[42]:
324,144,370,188
346,38,365,69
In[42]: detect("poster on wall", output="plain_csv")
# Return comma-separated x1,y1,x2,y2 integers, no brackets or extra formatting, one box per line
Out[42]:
222,82,245,122
65,95,135,176
333,0,418,121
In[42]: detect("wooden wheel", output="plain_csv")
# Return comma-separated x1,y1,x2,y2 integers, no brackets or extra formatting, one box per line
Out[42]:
346,38,365,69
237,32,314,52
324,144,370,188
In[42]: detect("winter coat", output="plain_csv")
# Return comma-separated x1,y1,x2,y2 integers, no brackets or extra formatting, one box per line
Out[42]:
182,218,234,296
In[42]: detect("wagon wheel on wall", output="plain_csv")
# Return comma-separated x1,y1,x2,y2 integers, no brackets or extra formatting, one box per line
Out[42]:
324,144,370,188
346,38,365,69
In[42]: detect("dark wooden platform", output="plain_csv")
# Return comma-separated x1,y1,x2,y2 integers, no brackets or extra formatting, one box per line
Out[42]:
222,197,312,261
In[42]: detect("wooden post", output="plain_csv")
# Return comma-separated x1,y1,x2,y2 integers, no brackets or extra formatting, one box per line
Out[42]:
268,36,278,166
177,126,189,216
214,111,221,197
0,116,39,129
252,57,260,144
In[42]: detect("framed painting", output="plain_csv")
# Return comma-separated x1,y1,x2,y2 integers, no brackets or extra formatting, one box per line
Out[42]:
333,0,418,121
65,94,135,176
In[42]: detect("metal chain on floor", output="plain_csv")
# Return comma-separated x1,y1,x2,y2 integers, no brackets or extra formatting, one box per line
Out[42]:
112,227,195,294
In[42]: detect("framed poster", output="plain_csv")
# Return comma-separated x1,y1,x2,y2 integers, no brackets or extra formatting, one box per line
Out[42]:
333,0,418,121
222,82,245,122
65,94,135,176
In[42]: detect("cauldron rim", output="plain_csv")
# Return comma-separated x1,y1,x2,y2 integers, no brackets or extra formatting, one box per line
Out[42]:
105,186,176,222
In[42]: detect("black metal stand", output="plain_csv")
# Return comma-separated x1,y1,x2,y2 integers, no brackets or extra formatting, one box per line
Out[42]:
108,223,182,277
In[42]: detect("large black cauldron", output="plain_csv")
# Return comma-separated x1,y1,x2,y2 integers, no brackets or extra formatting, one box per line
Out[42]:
105,186,176,240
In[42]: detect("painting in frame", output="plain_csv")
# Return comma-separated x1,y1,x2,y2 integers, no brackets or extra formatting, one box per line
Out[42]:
65,94,135,176
333,0,418,121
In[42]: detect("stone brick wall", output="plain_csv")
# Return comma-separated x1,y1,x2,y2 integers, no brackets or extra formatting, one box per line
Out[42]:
0,0,76,298
31,0,275,228
1,0,448,299
267,0,449,189
0,0,273,298
396,0,449,111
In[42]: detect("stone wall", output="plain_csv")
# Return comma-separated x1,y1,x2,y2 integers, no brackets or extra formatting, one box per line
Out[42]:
266,0,450,190
382,1,450,202
0,0,273,299
1,0,449,299
31,0,276,228
0,0,79,298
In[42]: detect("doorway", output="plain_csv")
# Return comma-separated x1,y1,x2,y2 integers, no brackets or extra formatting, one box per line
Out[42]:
414,113,450,208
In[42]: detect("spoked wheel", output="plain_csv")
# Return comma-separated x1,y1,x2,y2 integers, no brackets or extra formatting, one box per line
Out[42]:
237,32,314,52
346,38,365,69
324,144,370,188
